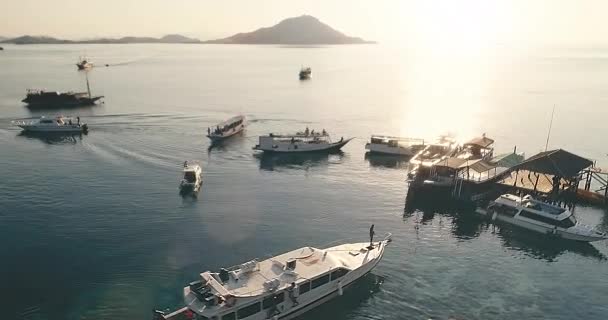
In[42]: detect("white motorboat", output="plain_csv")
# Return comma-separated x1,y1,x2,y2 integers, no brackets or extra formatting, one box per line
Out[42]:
253,129,352,153
477,194,608,242
12,116,88,133
409,135,457,167
155,230,391,320
365,135,426,156
207,115,246,141
180,161,203,193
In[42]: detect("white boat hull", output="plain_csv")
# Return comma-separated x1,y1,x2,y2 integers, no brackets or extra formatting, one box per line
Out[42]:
208,124,245,141
18,125,85,133
477,208,608,242
255,139,351,153
365,143,416,156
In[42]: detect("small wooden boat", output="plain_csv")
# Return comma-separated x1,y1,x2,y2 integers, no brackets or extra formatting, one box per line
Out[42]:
299,67,311,80
180,161,203,193
254,128,351,153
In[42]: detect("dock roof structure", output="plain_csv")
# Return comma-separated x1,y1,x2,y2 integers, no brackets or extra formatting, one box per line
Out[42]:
512,149,593,178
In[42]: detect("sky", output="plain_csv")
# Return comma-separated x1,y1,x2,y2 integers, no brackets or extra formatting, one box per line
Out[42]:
1,0,608,46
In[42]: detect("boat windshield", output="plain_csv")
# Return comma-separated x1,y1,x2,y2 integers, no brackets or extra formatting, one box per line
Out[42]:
184,171,197,183
40,119,53,124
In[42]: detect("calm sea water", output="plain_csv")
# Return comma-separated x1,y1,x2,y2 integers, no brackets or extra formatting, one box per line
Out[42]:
0,44,607,320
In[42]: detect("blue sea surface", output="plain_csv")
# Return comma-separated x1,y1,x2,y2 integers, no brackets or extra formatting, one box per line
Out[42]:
0,44,607,320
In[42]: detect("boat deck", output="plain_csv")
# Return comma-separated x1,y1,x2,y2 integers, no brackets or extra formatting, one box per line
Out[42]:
205,242,383,297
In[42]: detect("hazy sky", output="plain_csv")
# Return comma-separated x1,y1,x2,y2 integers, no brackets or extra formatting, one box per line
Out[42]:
2,0,607,45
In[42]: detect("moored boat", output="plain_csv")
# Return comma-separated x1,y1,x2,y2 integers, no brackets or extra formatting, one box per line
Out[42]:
180,161,203,193
154,229,392,320
477,194,608,242
12,116,88,133
299,67,311,80
253,128,351,153
207,115,246,141
365,135,425,156
409,135,457,168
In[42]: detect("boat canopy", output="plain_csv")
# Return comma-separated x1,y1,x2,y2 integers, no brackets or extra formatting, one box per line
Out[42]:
464,136,495,148
435,157,468,169
459,158,496,173
511,149,593,178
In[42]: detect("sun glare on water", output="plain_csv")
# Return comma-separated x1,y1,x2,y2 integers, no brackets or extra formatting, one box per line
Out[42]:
394,0,515,142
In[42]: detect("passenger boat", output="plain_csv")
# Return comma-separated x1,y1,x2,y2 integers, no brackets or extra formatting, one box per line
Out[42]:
299,67,312,80
76,56,93,70
22,74,103,108
154,230,392,320
12,116,88,133
409,135,457,167
253,129,351,153
365,135,425,156
207,115,246,142
180,161,203,193
477,194,608,242
421,134,496,187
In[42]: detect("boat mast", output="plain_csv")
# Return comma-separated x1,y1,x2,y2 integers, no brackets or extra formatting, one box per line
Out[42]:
544,105,555,152
85,72,92,99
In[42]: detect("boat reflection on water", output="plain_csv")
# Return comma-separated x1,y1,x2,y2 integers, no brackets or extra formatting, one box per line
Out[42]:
364,152,411,169
495,226,606,262
255,151,344,171
404,192,606,261
17,131,86,145
296,273,384,320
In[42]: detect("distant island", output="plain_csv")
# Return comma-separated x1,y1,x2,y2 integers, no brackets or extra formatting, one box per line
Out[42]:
205,15,373,45
0,34,201,44
1,15,373,45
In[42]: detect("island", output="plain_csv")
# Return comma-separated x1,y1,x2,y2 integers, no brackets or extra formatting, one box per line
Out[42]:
1,34,201,44
204,15,373,45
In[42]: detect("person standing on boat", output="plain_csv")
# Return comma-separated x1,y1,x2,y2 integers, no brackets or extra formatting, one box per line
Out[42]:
207,127,210,135
288,282,299,306
77,116,80,125
369,224,375,246
305,127,309,136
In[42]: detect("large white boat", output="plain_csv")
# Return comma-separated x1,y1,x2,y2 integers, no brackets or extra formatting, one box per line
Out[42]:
180,161,203,193
12,116,88,133
155,231,392,320
253,129,352,153
207,115,246,142
409,135,457,167
365,135,426,156
477,194,608,242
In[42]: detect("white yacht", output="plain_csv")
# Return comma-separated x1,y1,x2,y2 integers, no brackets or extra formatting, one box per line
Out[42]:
207,115,246,142
477,194,608,242
253,129,351,153
180,161,203,193
409,135,457,167
155,231,392,320
365,135,426,156
13,116,88,133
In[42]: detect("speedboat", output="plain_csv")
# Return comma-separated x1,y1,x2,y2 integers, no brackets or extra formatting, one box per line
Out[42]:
253,128,352,153
154,230,391,320
76,56,93,70
477,194,608,242
12,116,88,133
207,115,246,142
365,135,426,156
299,67,311,80
180,161,203,193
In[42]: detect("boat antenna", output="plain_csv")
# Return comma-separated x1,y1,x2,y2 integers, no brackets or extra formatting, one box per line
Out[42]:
544,105,555,152
85,72,92,99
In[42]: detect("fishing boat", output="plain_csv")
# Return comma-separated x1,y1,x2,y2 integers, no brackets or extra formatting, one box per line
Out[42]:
365,135,425,156
154,229,392,320
207,115,246,142
299,67,311,80
180,161,203,193
253,128,351,153
12,116,87,133
76,56,93,70
22,74,103,108
477,194,608,242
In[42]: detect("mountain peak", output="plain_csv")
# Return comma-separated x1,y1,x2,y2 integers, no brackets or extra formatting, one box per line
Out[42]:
204,15,373,45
